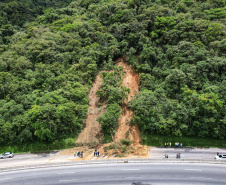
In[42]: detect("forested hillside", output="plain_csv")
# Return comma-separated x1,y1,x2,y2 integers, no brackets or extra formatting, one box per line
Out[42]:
0,0,225,146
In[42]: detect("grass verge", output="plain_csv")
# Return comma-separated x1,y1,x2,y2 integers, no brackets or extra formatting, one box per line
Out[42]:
0,137,77,154
142,135,226,148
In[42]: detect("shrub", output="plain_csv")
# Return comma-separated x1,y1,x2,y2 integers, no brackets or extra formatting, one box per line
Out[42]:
120,139,132,146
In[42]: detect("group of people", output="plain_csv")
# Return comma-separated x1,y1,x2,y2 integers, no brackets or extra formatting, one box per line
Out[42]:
176,153,181,158
164,154,168,158
163,153,181,158
164,143,171,147
164,142,183,148
75,151,83,158
94,149,99,157
73,150,100,158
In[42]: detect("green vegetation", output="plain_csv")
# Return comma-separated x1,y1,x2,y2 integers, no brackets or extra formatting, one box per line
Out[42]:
144,135,226,148
97,68,130,142
103,139,132,157
120,139,132,146
0,0,225,150
0,137,77,154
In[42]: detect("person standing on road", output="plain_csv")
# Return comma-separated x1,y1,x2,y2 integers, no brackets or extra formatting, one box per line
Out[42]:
81,151,83,158
176,153,179,158
179,153,181,158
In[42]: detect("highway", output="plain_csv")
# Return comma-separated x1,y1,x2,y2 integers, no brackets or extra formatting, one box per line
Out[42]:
1,147,225,168
0,163,226,185
149,147,224,160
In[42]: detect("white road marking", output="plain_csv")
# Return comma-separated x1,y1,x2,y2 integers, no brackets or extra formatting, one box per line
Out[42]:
190,177,212,180
0,178,14,181
59,179,77,182
57,172,75,174
184,169,202,171
121,169,140,171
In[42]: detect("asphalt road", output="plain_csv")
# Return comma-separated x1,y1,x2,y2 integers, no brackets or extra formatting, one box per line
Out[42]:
1,147,226,170
149,147,226,160
0,163,226,185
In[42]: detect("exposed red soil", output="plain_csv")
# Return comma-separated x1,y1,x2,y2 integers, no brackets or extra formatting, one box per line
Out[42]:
114,58,141,144
73,58,147,158
75,73,106,145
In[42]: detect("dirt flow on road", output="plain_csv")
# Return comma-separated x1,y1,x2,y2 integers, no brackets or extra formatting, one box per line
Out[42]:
58,58,148,160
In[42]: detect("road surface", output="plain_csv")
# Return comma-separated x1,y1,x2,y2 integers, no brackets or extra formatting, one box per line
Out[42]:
1,147,226,170
0,163,226,185
149,147,226,160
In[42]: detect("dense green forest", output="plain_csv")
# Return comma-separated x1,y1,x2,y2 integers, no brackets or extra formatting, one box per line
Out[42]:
0,0,225,147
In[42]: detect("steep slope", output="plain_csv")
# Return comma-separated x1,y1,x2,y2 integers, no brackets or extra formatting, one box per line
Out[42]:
76,59,141,146
75,74,105,145
114,59,141,144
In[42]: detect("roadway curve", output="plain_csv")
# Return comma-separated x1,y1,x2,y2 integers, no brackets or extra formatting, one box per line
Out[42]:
0,163,225,185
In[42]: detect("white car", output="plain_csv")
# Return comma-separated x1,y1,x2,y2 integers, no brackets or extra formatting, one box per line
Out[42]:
215,154,226,160
0,152,14,159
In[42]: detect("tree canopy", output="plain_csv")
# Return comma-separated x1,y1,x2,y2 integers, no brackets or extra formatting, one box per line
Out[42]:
0,0,225,145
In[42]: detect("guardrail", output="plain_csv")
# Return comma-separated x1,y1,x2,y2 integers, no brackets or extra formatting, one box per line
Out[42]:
1,158,225,172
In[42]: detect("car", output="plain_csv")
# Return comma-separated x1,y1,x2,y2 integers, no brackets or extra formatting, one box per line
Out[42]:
215,154,226,160
0,152,14,159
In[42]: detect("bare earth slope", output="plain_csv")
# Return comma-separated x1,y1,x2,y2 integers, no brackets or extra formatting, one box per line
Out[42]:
114,59,141,144
75,73,105,145
75,58,146,157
